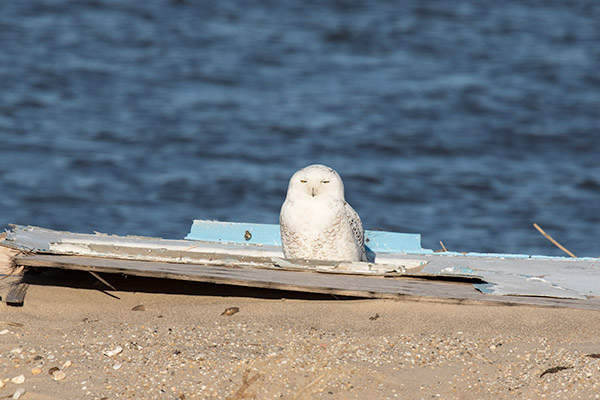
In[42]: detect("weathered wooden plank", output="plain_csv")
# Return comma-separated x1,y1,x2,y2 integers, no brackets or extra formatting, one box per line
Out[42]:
399,253,600,298
185,219,428,253
2,225,425,269
14,254,600,310
4,225,600,301
13,254,460,298
6,282,29,307
47,242,425,275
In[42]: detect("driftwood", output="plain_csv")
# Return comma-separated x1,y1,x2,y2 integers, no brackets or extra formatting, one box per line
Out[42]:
12,253,600,310
2,225,600,309
6,282,29,306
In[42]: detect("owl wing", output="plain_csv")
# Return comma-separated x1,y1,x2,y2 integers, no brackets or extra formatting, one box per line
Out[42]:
344,201,367,261
279,205,300,258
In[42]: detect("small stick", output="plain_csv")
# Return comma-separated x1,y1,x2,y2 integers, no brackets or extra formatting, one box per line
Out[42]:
183,243,201,251
88,271,117,291
293,372,328,400
0,321,24,327
439,241,448,252
533,223,576,258
226,368,262,400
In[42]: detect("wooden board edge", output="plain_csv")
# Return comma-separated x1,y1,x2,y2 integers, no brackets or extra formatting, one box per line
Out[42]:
6,282,29,306
0,243,20,276
13,255,600,311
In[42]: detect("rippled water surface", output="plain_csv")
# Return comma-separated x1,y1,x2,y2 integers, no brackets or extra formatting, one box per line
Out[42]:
1,1,599,256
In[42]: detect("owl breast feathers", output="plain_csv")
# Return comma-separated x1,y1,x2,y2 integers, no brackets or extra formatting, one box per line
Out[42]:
279,164,367,262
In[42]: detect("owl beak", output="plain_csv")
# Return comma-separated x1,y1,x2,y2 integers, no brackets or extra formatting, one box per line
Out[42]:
311,187,315,197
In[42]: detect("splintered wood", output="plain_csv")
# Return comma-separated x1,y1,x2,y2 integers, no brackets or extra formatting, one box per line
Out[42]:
1,244,28,306
0,241,19,276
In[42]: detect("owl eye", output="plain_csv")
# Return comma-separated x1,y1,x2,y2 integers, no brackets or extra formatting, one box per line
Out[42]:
300,179,307,183
322,180,330,183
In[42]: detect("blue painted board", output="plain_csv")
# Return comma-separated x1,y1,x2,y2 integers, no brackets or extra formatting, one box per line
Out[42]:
186,220,282,247
185,220,429,254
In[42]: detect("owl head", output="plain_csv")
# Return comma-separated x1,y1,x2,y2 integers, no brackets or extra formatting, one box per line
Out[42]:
286,164,345,200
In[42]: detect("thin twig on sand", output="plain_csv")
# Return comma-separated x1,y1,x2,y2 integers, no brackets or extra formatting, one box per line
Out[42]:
292,372,328,400
226,368,263,400
533,223,576,258
0,321,24,327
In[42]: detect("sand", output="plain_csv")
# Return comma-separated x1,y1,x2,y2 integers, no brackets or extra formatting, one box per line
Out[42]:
1,256,600,399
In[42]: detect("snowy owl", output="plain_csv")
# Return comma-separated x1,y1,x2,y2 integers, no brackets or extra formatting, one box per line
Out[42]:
279,164,367,262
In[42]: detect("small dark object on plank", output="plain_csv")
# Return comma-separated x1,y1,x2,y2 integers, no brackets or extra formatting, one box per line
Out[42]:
221,307,240,316
6,282,29,307
540,366,572,378
369,313,380,321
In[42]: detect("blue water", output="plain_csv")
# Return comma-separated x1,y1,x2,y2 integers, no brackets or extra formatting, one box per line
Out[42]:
1,1,599,256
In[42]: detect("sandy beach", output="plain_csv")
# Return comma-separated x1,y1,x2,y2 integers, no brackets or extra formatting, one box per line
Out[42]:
1,253,600,400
